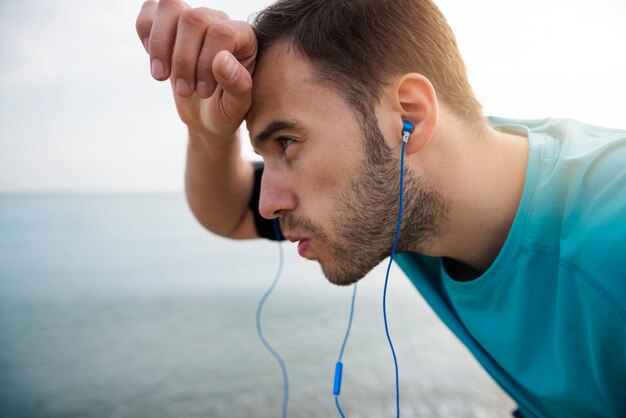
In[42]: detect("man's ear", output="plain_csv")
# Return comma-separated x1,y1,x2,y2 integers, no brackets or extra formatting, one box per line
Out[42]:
388,73,438,155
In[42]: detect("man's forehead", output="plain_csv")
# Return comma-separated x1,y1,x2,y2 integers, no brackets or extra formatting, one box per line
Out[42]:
245,46,319,136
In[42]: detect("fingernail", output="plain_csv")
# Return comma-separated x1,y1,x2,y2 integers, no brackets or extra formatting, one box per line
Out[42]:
142,38,149,53
196,81,210,97
175,78,191,96
222,55,238,81
151,59,165,79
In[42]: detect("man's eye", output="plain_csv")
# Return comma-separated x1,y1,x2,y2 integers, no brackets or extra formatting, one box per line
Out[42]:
277,137,296,150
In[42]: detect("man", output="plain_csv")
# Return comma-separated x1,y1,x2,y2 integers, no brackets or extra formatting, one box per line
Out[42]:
136,0,626,416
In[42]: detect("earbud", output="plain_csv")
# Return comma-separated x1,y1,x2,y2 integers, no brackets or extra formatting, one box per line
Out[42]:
401,120,414,143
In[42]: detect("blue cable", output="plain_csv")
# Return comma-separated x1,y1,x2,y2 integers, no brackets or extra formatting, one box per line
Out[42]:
333,283,358,417
338,284,358,362
382,139,408,418
334,128,410,418
335,394,347,418
255,219,289,418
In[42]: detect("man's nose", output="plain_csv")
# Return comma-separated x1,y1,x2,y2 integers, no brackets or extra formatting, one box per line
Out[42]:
258,170,297,219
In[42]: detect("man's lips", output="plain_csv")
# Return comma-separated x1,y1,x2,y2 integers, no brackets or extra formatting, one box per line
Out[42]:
297,239,311,257
284,234,311,257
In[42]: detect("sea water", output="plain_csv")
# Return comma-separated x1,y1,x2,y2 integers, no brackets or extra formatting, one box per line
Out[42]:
0,194,514,417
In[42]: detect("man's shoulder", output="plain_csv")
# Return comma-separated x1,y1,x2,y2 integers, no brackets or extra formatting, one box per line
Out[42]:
536,118,626,225
516,118,626,281
488,116,626,140
499,117,626,222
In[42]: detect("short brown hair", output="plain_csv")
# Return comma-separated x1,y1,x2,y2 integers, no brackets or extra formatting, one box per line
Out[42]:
252,0,483,124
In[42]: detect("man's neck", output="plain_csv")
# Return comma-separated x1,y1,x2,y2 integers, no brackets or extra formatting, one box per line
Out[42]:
415,114,529,280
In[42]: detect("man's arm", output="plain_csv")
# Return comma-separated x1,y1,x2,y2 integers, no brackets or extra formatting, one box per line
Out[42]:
136,0,260,239
185,129,258,239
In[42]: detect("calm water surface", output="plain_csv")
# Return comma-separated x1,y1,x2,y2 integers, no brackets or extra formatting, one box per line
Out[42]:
0,194,514,417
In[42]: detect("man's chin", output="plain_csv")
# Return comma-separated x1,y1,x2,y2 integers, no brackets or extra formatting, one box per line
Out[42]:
319,261,367,287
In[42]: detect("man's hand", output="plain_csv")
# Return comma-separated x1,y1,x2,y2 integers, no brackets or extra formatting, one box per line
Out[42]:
135,0,257,139
135,0,260,240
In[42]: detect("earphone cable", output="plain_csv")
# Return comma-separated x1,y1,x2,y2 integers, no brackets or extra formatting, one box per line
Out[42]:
334,283,358,417
256,219,289,418
382,139,408,418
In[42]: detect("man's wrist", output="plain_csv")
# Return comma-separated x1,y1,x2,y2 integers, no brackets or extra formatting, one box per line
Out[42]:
187,127,239,154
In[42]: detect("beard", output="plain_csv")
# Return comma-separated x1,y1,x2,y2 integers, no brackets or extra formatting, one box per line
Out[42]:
281,110,448,286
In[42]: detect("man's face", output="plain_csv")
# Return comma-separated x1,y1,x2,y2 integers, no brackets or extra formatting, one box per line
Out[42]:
246,46,445,286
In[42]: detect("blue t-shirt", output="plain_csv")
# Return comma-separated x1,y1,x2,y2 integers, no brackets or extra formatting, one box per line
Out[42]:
395,117,626,417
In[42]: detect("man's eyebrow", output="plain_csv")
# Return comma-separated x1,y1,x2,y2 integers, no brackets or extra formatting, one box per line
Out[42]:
253,119,299,147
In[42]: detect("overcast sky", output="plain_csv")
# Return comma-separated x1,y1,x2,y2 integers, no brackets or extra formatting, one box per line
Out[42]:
1,0,625,192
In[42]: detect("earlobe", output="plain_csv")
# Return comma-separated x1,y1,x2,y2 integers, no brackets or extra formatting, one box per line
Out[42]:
395,74,438,155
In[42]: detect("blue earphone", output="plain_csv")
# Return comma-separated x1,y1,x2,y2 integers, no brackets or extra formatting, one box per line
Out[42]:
257,119,415,418
402,119,415,143
333,119,414,418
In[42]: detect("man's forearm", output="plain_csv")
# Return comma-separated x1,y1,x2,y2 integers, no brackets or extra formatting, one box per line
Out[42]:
184,128,256,238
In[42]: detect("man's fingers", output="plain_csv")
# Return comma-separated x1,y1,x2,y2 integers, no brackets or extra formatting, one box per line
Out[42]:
223,20,258,70
136,0,157,53
171,8,227,98
196,20,257,99
148,0,187,81
212,50,253,128
138,0,254,101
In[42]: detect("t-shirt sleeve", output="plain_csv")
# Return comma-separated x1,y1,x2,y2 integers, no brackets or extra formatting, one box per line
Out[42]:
249,161,284,241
